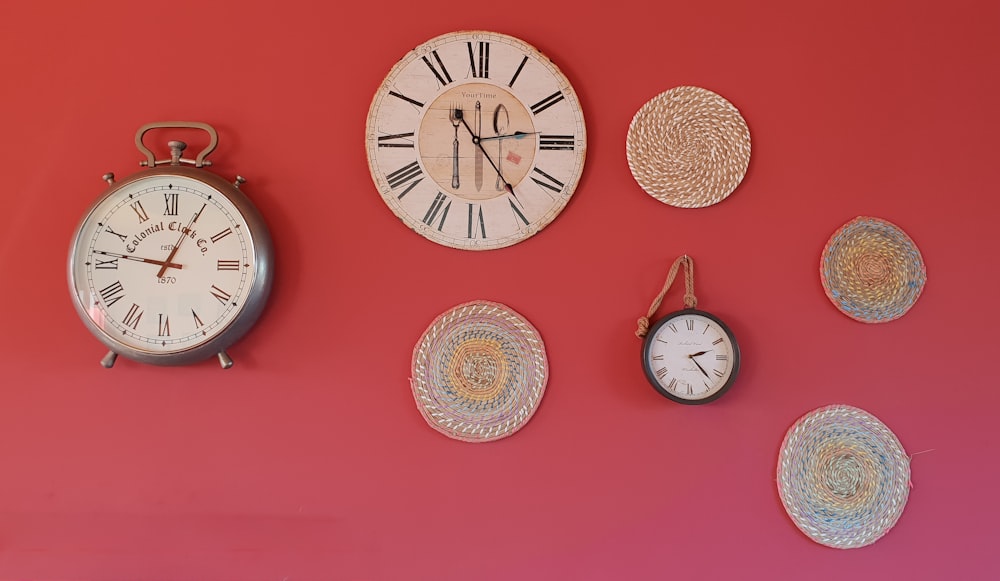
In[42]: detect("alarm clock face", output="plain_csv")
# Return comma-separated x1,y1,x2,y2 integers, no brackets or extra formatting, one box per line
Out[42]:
365,30,587,250
68,169,267,363
642,309,740,404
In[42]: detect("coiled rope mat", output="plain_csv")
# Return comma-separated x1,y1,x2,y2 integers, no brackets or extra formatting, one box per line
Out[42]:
411,301,548,442
626,86,751,208
821,216,926,323
777,405,910,549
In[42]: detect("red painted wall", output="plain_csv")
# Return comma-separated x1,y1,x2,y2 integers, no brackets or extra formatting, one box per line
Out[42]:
2,1,998,579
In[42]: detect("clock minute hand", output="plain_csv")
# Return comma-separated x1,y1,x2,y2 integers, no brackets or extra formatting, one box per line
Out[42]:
454,108,515,196
688,354,711,378
479,131,540,142
93,250,183,270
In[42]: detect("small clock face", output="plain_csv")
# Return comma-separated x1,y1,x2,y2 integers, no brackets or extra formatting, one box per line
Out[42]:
69,170,268,364
641,309,741,404
366,30,587,250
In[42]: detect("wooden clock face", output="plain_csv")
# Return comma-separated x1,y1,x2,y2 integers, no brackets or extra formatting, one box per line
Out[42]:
366,30,587,250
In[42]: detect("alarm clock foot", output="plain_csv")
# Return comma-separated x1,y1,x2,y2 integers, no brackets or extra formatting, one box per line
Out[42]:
217,350,233,369
100,351,118,368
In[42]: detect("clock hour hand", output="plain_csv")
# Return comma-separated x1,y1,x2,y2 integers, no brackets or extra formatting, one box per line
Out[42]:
688,351,710,358
93,249,183,270
156,205,203,278
478,131,540,142
454,108,515,196
688,354,711,378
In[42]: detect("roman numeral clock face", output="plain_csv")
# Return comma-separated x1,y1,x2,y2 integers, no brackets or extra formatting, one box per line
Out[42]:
641,310,741,404
69,170,270,366
366,31,587,250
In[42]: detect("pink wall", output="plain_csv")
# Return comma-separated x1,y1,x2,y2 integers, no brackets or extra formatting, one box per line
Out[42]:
2,1,998,579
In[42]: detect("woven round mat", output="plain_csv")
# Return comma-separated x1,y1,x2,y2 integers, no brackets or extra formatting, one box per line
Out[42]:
821,216,926,323
410,301,548,443
626,86,751,208
777,405,910,549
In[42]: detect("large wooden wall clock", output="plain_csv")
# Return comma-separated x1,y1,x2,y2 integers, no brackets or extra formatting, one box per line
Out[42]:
366,30,587,250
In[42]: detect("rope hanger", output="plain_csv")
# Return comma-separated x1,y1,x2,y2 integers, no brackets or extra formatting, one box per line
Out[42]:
635,255,697,338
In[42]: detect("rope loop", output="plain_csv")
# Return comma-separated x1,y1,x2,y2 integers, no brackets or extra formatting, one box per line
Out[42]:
635,255,698,338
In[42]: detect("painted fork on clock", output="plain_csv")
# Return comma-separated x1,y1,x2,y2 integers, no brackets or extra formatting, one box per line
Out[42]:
449,104,460,189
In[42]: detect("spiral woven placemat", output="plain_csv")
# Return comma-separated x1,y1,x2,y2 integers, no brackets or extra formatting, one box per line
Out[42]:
821,216,926,323
410,301,548,443
777,404,910,549
626,86,751,208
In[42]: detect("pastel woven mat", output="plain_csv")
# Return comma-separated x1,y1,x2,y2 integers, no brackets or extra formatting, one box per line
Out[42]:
410,301,548,443
777,404,910,549
821,216,926,323
626,86,751,208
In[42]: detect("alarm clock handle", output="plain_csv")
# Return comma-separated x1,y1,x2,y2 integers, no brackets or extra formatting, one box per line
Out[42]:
135,121,219,168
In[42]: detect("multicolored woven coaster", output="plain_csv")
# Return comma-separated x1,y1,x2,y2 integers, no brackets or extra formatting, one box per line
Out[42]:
410,301,548,443
626,86,751,208
777,405,910,549
821,216,926,323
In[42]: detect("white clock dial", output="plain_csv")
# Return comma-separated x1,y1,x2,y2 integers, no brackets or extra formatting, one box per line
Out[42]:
366,30,587,250
642,310,740,404
69,168,271,366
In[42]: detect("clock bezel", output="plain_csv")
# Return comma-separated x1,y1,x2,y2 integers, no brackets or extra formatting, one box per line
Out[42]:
640,308,741,405
67,165,274,367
